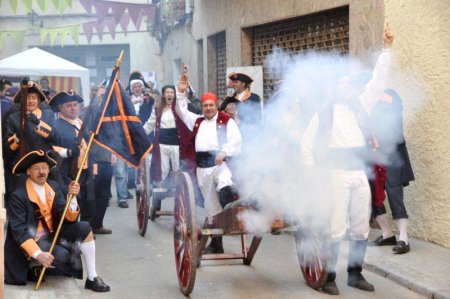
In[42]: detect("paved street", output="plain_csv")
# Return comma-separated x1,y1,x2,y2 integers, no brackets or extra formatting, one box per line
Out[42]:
6,193,425,299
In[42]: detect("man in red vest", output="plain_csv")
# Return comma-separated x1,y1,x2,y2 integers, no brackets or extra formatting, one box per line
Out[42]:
176,88,242,254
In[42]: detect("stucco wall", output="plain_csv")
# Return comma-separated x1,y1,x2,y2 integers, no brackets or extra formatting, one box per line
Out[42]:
384,0,450,247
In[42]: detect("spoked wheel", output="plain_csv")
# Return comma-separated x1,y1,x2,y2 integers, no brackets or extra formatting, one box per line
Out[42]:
136,157,150,236
174,172,198,296
295,227,329,289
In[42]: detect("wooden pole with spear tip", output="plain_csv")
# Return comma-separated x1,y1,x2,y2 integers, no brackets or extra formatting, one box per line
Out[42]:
35,50,124,291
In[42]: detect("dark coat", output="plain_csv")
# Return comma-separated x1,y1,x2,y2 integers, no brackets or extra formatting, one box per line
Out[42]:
371,95,415,187
4,179,82,285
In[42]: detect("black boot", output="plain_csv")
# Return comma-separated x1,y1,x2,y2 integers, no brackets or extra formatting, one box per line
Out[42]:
203,236,224,254
347,240,374,292
219,186,236,208
322,242,340,295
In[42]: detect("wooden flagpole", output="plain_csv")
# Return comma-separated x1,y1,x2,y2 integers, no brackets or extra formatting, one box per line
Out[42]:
35,50,124,291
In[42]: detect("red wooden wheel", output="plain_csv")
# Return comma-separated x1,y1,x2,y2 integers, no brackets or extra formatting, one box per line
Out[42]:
295,227,329,289
136,157,150,236
174,172,198,295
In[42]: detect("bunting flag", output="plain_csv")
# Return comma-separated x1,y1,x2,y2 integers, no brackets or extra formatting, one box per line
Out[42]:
91,65,152,169
0,30,25,50
40,24,80,47
6,0,72,13
79,0,156,31
48,76,77,93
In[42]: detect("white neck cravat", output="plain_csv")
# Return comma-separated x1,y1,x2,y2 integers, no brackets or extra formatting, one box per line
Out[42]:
32,182,46,205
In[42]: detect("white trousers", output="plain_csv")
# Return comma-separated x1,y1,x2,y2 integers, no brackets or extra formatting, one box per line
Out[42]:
160,144,180,182
329,170,371,240
196,162,233,221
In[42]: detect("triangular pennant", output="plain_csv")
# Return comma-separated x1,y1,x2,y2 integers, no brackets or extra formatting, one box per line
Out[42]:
119,14,130,36
94,1,110,24
69,24,80,46
110,2,127,24
9,30,25,45
40,28,49,44
49,30,59,47
79,0,93,13
22,0,33,12
142,5,156,21
0,33,8,50
106,18,117,39
128,6,142,29
95,21,106,41
36,0,50,12
82,21,95,44
9,0,18,14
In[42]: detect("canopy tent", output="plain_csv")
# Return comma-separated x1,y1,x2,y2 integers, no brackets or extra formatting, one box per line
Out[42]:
0,47,90,104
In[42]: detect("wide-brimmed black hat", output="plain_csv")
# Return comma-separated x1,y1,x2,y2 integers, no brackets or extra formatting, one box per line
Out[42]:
48,90,83,112
13,81,47,103
126,70,150,92
12,150,57,174
219,96,239,111
228,72,253,84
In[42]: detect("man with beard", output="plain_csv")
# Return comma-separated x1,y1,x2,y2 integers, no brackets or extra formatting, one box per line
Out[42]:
4,150,110,292
176,86,242,254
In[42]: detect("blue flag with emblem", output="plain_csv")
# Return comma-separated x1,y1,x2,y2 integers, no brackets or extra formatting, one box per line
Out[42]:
92,66,152,169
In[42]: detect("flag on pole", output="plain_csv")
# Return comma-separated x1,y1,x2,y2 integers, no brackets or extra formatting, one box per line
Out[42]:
92,65,152,168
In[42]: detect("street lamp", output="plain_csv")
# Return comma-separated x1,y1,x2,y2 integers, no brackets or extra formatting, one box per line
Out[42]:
27,10,43,28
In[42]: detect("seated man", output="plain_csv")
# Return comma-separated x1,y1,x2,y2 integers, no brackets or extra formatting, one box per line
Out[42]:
4,150,110,292
176,87,242,254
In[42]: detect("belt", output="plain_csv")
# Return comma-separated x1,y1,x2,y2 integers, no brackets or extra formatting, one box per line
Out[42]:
196,151,220,168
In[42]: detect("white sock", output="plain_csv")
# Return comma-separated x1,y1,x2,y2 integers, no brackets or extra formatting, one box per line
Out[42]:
395,218,409,244
80,240,98,281
376,214,394,239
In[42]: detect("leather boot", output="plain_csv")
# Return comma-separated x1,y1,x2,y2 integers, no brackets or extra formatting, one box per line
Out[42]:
322,242,340,295
347,240,374,292
219,186,236,208
203,236,224,254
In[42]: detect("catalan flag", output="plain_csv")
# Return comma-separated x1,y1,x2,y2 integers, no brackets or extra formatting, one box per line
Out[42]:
91,66,152,168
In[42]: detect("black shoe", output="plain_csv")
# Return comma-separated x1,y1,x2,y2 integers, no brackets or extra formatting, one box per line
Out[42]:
118,201,129,208
392,241,410,254
93,227,112,234
322,281,339,295
85,276,110,292
347,273,374,292
370,235,397,246
203,237,224,254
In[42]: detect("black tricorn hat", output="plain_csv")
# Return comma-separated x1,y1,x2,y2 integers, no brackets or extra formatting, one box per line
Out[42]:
12,150,57,174
13,81,47,103
219,96,239,111
48,90,83,112
228,72,253,84
126,70,150,91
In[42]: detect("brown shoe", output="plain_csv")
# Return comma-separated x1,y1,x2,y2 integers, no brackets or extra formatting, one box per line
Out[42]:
93,227,112,234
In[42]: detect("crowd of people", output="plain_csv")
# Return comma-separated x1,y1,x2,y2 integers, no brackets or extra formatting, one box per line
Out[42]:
0,24,415,296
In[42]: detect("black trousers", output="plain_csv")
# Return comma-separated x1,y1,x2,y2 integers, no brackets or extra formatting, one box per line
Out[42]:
91,161,113,230
372,184,408,219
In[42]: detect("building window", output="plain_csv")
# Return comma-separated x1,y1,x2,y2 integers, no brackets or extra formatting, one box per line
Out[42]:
251,6,349,99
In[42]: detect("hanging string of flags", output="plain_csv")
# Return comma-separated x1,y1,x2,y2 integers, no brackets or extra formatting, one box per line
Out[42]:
0,0,157,47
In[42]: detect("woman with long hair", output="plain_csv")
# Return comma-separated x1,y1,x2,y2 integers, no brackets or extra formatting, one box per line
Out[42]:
144,85,191,185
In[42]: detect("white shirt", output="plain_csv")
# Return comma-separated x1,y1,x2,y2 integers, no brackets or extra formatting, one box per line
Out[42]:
176,93,242,156
144,106,176,134
301,48,392,167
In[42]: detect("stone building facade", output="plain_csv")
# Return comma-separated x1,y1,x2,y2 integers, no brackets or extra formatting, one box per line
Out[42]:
159,0,450,247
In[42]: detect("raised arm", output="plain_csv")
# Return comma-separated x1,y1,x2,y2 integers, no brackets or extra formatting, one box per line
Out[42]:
360,24,394,115
175,92,200,131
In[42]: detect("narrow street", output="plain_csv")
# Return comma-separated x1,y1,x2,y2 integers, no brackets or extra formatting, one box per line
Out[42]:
6,191,425,299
